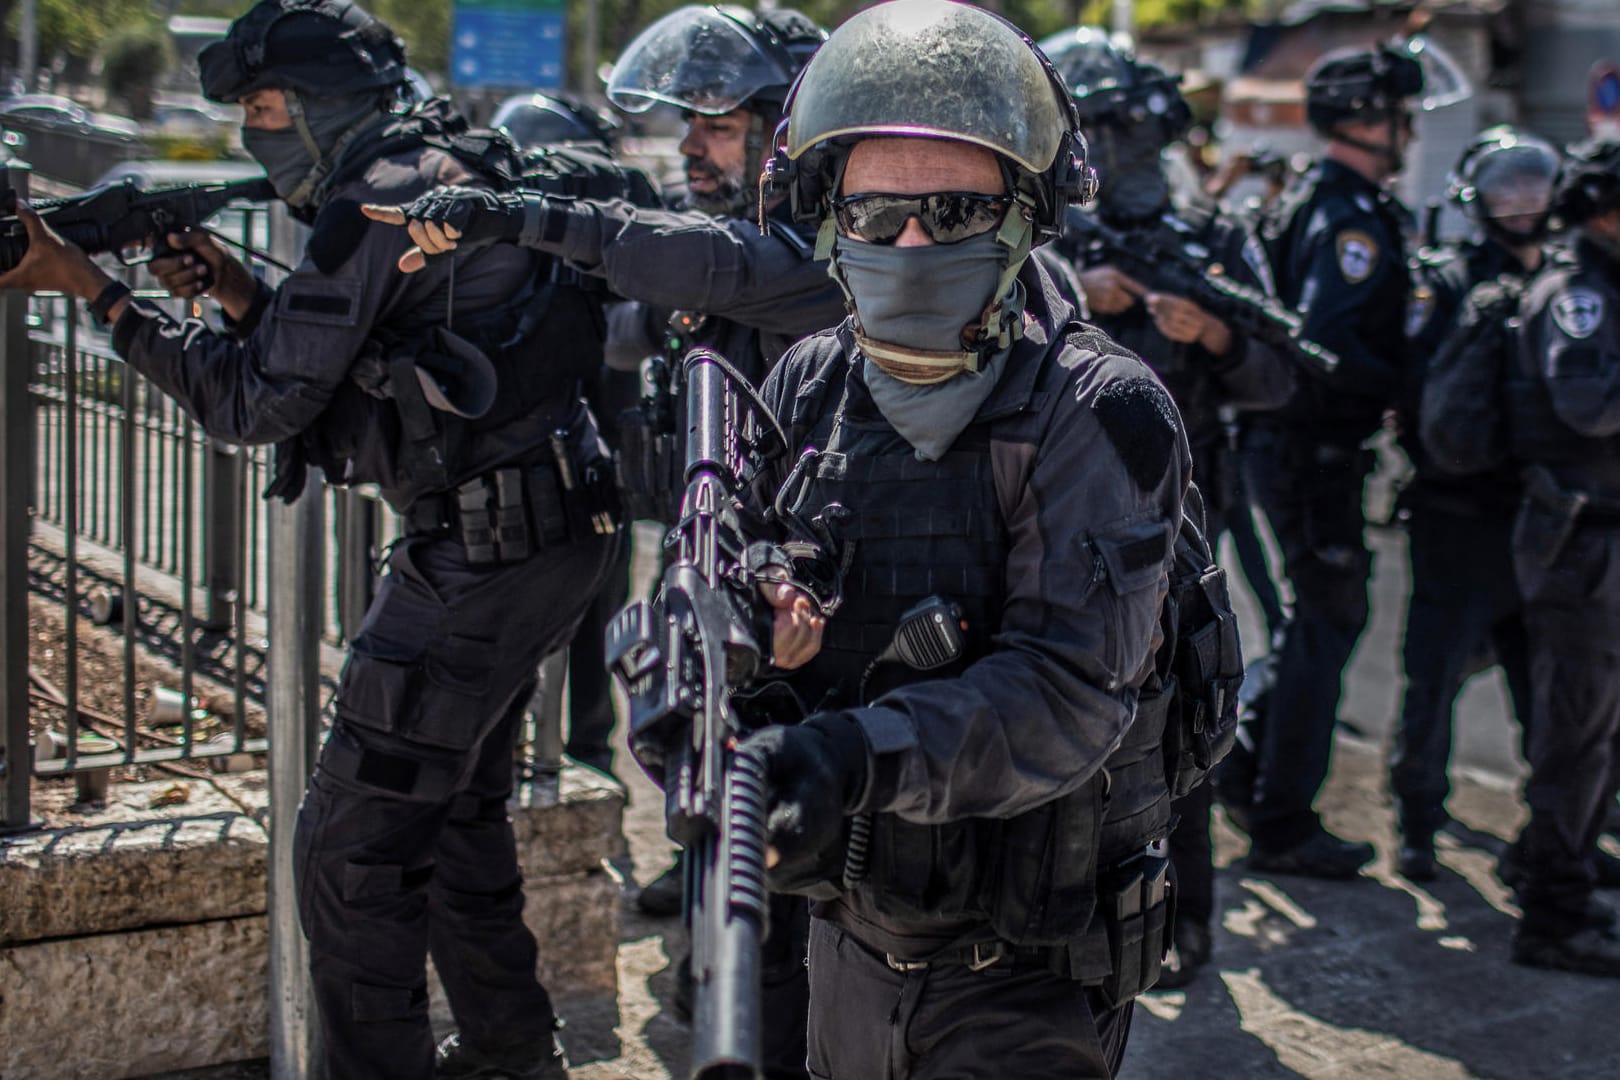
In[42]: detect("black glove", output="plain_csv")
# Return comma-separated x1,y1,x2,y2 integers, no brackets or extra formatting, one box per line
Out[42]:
739,715,871,883
399,185,528,247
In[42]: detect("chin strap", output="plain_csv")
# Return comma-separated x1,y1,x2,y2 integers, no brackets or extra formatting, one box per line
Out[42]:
819,199,1035,387
1331,113,1405,176
281,88,379,210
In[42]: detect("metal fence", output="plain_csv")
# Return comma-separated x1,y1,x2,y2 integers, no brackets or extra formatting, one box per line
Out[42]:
0,171,390,827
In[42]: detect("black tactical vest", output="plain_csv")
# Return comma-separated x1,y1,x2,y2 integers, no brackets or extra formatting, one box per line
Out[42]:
783,344,1175,947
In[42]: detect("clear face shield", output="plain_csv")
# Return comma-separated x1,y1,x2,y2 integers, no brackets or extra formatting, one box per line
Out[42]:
1474,143,1560,239
1394,35,1470,112
606,7,793,115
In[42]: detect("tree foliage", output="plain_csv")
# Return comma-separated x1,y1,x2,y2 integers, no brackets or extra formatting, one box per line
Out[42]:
102,24,175,118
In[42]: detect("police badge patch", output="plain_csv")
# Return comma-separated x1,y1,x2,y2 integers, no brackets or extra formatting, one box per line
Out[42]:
1336,230,1379,284
1551,287,1605,340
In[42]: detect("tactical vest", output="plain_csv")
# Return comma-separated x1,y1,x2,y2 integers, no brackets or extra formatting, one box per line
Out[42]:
1505,255,1620,472
781,345,1193,948
271,106,615,508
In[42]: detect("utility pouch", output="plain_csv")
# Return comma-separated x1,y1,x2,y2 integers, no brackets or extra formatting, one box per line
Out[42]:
1094,841,1171,1009
614,402,683,523
1516,467,1588,570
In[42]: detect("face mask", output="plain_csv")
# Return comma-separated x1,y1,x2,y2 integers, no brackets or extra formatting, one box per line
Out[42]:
242,94,382,209
833,230,1007,355
242,126,319,204
1094,126,1171,222
862,348,1009,462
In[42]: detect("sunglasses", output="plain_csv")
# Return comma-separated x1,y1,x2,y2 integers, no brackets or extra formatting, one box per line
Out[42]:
832,191,1012,245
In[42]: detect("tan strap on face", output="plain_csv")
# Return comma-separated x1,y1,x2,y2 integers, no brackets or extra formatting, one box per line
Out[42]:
857,335,979,385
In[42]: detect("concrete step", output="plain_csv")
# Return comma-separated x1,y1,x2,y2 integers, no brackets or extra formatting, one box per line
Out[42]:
0,765,626,1080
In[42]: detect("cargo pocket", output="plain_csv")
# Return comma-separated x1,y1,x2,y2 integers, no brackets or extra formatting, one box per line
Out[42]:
987,780,1102,945
335,645,426,739
406,632,500,750
1086,521,1174,689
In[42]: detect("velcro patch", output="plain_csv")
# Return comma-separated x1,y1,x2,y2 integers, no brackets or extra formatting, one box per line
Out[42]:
1336,229,1379,284
276,277,362,327
1092,520,1174,595
1092,375,1180,490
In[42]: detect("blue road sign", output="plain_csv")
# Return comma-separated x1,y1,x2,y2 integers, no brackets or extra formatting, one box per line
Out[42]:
451,6,565,90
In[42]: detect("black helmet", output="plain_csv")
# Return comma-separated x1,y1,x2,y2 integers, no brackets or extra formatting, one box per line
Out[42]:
493,92,622,150
776,0,1092,246
198,0,408,105
1446,126,1559,238
1305,36,1468,138
1554,135,1620,226
606,5,825,119
1039,26,1192,146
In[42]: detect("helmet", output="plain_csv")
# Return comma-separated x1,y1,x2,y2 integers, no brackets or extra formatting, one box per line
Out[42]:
198,0,408,105
1305,36,1468,136
1446,126,1559,238
777,0,1092,245
1554,135,1620,226
493,92,622,150
1039,26,1191,146
606,5,825,119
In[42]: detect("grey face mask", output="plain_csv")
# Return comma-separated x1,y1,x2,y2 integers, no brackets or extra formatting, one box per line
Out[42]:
863,347,1009,462
1095,126,1171,223
833,230,1007,353
242,94,381,209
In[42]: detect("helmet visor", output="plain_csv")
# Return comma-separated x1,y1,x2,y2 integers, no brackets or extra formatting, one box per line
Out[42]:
607,7,792,115
1399,36,1469,111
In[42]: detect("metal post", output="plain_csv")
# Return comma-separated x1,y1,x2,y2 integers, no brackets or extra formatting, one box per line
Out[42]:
265,198,320,1078
0,159,30,830
202,438,242,631
19,0,37,92
267,475,324,1079
532,650,568,775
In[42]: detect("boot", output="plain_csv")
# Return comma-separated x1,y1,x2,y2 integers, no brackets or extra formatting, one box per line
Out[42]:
435,1022,568,1080
1249,829,1373,880
636,852,684,918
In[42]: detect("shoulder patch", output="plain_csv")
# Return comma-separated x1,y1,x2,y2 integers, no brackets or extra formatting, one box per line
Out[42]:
1091,375,1180,490
1336,230,1379,284
1551,287,1605,340
275,277,362,328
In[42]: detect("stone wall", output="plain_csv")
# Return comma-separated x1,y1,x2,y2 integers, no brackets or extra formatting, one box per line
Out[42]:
0,768,625,1079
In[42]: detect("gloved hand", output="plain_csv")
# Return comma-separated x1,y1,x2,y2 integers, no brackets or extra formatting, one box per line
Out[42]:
739,715,871,884
361,186,531,270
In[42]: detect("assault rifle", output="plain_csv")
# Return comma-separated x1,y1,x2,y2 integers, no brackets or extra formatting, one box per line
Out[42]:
0,175,278,275
606,348,842,1079
1067,213,1340,377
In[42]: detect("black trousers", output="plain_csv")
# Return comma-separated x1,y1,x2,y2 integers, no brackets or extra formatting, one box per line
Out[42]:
806,919,1134,1079
1390,495,1532,834
295,526,619,1080
1514,525,1620,934
1170,780,1215,930
1246,433,1373,851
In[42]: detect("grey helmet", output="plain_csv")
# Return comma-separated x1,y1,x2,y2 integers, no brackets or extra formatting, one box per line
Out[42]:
1447,126,1560,242
774,0,1093,246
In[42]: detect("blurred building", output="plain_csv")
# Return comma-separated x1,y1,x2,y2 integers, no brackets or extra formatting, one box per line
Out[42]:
1137,0,1620,242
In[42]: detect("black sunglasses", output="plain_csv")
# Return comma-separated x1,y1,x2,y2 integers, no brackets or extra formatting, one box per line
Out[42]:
832,191,1012,245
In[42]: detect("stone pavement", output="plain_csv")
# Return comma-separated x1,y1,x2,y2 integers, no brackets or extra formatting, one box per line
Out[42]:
151,523,1620,1079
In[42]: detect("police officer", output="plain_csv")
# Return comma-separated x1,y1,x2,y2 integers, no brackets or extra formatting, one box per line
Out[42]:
725,3,1188,1073
1392,127,1558,880
363,9,845,1071
1490,136,1620,976
367,4,842,390
0,3,622,1076
1240,41,1444,878
1042,26,1293,987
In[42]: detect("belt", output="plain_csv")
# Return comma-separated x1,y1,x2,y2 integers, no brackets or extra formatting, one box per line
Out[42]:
883,939,1058,977
404,459,618,565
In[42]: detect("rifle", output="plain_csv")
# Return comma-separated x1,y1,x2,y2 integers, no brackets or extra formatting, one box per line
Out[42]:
1066,212,1340,377
0,176,279,276
607,348,841,1079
